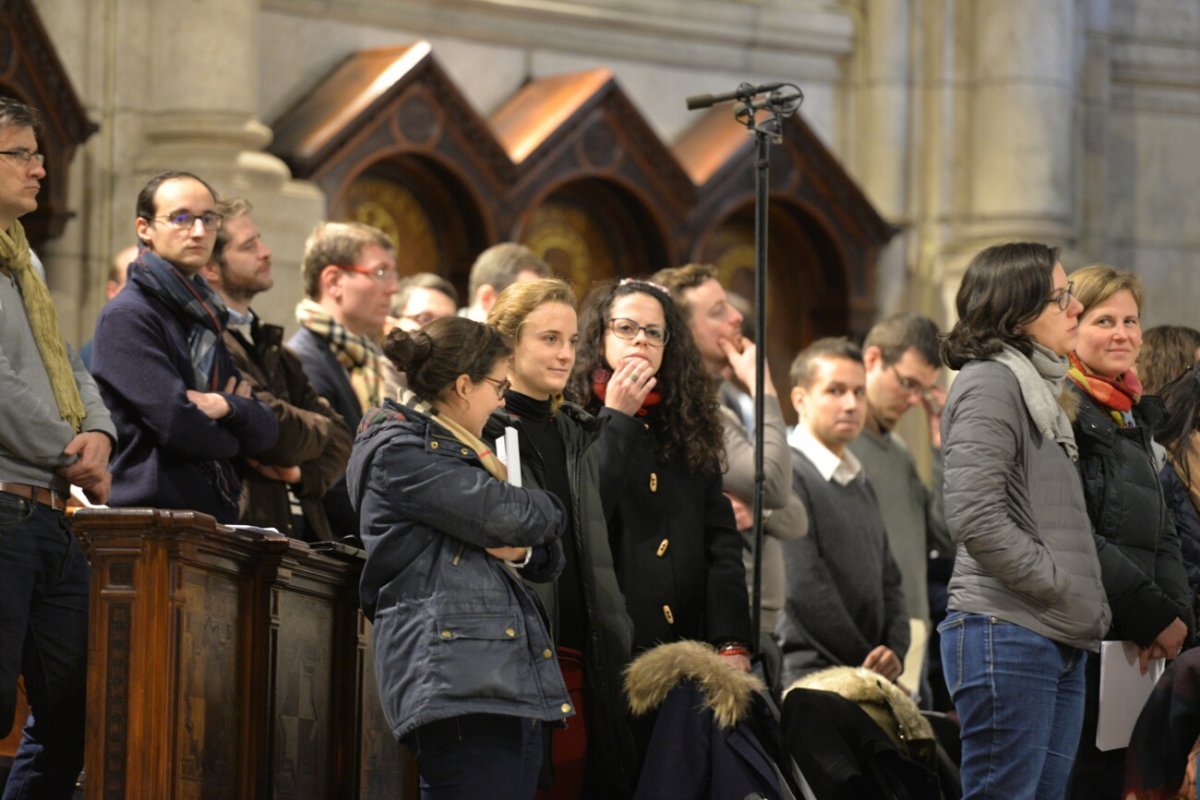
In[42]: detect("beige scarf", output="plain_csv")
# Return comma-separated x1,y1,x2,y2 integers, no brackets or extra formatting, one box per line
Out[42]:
295,298,385,413
412,400,506,482
0,221,85,432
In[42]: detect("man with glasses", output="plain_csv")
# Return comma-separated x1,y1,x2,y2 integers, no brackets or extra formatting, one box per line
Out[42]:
0,96,116,798
289,221,397,537
653,263,805,690
849,312,952,706
199,198,351,542
92,171,279,523
390,271,458,332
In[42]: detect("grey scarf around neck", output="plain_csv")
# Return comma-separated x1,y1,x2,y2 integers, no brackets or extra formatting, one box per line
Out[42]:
988,342,1078,461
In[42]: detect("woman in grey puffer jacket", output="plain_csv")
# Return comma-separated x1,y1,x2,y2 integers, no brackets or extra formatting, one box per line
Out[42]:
938,242,1110,800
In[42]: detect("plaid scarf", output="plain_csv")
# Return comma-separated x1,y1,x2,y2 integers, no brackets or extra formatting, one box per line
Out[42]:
130,248,229,390
0,220,86,432
295,298,384,412
1068,352,1142,428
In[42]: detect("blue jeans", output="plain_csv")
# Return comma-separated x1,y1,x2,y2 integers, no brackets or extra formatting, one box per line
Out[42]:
940,611,1086,800
406,714,543,800
0,494,89,800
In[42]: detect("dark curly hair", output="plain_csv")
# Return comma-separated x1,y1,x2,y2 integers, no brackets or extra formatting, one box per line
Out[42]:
940,242,1060,370
567,280,724,476
1155,366,1200,490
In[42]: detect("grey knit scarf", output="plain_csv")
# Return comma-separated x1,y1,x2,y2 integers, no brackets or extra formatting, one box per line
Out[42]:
989,343,1078,461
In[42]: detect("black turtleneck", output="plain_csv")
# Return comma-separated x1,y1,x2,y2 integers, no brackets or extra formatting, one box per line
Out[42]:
504,390,585,651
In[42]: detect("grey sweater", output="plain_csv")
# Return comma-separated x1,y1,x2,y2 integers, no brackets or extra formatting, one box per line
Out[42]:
776,448,910,684
941,359,1110,651
0,269,116,493
850,428,951,622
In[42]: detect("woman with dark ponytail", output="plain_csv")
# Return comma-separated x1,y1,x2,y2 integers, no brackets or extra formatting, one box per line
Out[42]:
347,316,573,800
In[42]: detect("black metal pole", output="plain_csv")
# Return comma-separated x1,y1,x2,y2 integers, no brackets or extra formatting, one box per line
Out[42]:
689,83,802,660
750,126,770,647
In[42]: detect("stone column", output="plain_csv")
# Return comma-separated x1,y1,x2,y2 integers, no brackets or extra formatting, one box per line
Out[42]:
35,0,325,342
964,0,1077,243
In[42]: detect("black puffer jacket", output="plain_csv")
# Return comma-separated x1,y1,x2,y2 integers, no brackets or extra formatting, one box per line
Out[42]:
1072,390,1194,646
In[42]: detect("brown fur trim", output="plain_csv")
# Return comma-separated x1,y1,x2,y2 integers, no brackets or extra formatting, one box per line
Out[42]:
1060,384,1080,422
785,666,934,742
624,640,765,729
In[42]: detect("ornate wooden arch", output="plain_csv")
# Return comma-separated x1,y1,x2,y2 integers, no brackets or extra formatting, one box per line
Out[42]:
270,41,896,358
0,0,96,247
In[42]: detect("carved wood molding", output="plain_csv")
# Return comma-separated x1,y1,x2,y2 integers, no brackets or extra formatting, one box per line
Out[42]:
0,0,96,247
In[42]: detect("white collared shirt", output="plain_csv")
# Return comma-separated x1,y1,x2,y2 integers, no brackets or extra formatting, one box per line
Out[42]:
788,425,863,486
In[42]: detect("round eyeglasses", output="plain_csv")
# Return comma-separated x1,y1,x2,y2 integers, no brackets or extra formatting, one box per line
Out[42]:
152,211,224,231
1047,280,1074,312
608,318,669,347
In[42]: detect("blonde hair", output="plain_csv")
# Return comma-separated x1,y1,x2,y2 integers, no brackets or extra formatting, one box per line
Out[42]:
488,277,577,412
1070,264,1145,314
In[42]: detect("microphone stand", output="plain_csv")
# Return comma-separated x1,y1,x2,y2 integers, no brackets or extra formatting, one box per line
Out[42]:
688,82,803,654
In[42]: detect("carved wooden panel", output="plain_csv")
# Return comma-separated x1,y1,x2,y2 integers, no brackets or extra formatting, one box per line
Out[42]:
74,509,406,799
0,0,96,247
271,42,896,360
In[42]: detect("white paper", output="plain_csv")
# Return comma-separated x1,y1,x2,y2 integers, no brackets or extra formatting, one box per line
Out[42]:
1096,640,1164,751
898,618,927,699
499,427,521,487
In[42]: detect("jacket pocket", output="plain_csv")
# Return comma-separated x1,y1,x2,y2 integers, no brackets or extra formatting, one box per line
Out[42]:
431,611,534,703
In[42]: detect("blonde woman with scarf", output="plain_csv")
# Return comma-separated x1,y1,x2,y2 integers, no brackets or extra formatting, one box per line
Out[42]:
1063,265,1192,800
346,316,572,800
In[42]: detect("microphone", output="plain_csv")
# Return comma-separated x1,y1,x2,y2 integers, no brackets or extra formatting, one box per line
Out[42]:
686,83,785,111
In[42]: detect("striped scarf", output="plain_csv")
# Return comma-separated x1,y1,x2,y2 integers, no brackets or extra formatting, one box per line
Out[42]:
295,298,385,412
0,220,85,432
129,248,230,390
1067,352,1142,428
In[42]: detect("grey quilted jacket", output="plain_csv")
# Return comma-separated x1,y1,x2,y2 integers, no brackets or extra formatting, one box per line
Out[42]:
941,360,1110,650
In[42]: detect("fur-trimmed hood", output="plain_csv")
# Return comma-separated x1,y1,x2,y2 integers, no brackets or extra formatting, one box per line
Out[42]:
625,640,764,729
785,666,933,744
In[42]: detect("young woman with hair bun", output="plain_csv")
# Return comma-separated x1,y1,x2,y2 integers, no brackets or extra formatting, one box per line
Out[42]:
347,316,572,800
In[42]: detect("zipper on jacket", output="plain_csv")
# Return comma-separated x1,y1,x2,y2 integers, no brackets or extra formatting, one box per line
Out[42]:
452,542,465,566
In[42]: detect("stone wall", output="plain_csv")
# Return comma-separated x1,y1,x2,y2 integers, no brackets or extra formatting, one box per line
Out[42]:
24,0,1200,343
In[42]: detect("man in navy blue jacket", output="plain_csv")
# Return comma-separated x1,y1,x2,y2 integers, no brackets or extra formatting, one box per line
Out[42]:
92,171,278,523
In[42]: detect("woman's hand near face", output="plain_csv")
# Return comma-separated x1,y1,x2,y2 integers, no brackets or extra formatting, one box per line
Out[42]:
604,358,657,417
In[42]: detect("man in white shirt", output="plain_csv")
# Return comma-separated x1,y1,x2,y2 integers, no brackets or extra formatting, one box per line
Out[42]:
776,337,909,686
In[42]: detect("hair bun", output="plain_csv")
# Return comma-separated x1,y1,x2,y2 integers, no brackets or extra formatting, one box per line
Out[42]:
382,329,433,373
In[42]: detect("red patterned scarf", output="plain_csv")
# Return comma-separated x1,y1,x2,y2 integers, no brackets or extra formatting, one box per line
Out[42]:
1067,352,1142,426
591,368,662,416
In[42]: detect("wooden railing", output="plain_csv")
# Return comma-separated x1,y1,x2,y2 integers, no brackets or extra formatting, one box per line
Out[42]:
67,508,410,799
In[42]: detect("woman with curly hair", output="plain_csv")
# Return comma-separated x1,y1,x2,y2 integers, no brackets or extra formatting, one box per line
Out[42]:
566,279,753,672
485,278,638,798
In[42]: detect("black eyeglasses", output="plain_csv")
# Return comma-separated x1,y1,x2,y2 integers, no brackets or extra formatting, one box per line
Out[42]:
1047,280,1074,312
152,211,224,231
608,318,669,347
481,376,511,397
890,365,935,402
0,149,44,166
